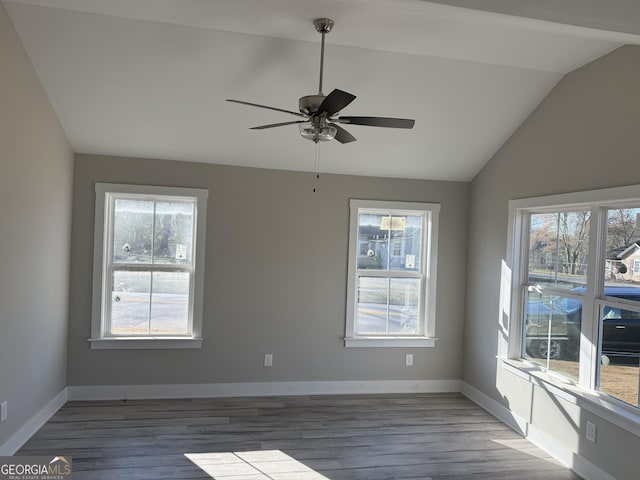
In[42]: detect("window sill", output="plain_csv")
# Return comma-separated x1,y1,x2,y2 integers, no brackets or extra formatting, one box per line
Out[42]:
500,358,640,438
344,336,436,348
88,337,203,350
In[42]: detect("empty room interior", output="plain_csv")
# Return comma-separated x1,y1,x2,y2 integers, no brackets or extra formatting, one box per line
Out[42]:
2,1,640,479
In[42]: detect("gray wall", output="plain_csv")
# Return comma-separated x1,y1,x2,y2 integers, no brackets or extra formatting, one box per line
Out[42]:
464,45,640,479
68,154,469,386
0,2,73,448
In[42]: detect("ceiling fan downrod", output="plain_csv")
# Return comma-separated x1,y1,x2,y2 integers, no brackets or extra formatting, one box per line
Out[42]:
313,18,334,96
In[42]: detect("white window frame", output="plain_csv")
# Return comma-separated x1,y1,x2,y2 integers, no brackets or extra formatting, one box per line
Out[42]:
90,183,208,349
505,184,640,435
345,199,439,347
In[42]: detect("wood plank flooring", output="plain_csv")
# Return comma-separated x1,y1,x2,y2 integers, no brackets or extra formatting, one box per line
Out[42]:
17,393,581,480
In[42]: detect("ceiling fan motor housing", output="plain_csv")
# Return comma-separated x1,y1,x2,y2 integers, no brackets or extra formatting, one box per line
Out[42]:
299,95,325,115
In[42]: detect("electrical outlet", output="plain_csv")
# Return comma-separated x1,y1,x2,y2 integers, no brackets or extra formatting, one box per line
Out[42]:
1,401,7,423
264,354,273,367
586,421,597,443
405,354,413,366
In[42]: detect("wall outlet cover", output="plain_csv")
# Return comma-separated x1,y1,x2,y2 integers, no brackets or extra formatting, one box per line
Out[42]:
264,354,273,367
586,421,597,443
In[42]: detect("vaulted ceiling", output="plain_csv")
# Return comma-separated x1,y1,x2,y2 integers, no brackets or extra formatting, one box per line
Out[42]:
4,0,640,180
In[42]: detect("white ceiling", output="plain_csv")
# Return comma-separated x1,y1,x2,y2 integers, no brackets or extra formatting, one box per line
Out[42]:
4,0,639,181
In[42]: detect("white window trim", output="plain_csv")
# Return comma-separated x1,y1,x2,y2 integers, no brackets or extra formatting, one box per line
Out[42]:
90,183,208,349
505,184,640,430
345,199,439,348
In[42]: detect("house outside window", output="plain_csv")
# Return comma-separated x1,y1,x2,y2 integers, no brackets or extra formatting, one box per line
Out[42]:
90,183,208,349
508,186,640,410
345,200,439,347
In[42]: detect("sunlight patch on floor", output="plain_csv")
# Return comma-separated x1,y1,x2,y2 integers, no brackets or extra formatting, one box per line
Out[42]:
492,438,561,463
185,450,330,479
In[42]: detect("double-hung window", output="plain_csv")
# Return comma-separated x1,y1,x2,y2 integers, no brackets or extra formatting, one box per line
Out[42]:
345,200,439,347
509,185,640,411
90,183,208,349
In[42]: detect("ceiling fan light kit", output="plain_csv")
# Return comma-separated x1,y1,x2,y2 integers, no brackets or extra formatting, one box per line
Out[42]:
299,122,337,143
226,18,415,144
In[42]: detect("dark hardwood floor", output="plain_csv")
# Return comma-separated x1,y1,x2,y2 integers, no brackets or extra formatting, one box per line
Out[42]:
17,393,581,479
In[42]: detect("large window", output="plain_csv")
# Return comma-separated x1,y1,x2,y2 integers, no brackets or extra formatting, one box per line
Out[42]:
91,183,208,349
510,187,640,410
345,200,439,347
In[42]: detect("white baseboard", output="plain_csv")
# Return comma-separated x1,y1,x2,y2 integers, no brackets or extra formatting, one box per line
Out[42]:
461,381,616,480
571,451,618,480
460,380,528,435
526,423,617,480
67,379,462,401
0,388,68,456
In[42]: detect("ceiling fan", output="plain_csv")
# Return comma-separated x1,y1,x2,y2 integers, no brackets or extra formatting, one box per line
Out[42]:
226,18,415,144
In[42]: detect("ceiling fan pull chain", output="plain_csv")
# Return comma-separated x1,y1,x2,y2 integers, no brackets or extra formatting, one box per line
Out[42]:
313,142,320,192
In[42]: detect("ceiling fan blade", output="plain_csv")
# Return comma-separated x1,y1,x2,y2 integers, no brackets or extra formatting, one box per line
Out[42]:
338,116,415,129
317,89,356,116
330,123,356,144
226,99,306,118
250,120,307,130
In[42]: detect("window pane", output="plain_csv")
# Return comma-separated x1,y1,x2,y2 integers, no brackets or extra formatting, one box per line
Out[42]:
110,271,151,334
598,305,640,406
355,277,388,333
357,213,390,270
113,199,154,264
388,278,420,334
528,211,589,289
389,215,423,272
153,201,194,265
604,208,640,291
150,272,190,334
523,291,581,381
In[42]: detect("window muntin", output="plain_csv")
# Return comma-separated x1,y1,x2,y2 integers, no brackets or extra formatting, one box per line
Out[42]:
346,200,439,346
91,183,207,348
513,194,640,409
